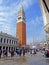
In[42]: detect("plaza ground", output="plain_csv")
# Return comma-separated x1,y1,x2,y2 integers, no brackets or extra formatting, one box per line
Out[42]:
0,52,49,65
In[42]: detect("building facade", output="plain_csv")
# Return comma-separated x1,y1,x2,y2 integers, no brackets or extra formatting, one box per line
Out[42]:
39,0,49,49
39,0,49,33
0,32,18,51
16,5,26,47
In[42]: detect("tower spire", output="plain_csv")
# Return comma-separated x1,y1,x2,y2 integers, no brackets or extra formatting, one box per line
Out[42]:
17,3,25,23
18,4,24,13
18,2,24,14
18,0,23,12
20,4,23,11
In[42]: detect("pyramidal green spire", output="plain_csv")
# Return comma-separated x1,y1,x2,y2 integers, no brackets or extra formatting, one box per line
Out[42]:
19,4,24,12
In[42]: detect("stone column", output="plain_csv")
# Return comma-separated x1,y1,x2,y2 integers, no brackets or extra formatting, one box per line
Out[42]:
2,46,3,51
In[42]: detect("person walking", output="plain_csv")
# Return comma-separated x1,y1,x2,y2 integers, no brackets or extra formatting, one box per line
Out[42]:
22,48,25,56
11,50,14,57
0,49,2,59
19,48,22,56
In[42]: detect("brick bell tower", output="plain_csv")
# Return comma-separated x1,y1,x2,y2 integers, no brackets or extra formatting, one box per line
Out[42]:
16,5,26,47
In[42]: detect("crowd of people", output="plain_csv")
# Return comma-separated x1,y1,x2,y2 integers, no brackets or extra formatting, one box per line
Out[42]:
30,49,37,55
16,47,26,56
0,47,26,59
0,47,38,59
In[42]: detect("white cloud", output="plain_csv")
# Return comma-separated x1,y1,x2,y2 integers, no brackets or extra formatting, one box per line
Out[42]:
0,0,45,43
26,16,43,34
0,22,4,25
0,0,36,35
0,0,3,4
26,16,46,43
30,16,42,25
0,0,38,38
22,0,36,9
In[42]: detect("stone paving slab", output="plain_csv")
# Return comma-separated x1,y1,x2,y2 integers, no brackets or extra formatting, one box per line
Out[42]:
0,52,49,65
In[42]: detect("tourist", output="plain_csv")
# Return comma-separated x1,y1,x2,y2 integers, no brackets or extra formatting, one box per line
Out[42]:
3,50,8,58
19,48,22,56
11,50,14,57
0,49,2,59
22,48,25,56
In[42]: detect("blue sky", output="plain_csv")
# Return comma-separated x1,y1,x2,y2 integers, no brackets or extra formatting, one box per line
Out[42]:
0,0,46,44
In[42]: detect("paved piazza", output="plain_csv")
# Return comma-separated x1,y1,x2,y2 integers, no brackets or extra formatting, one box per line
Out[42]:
0,52,49,65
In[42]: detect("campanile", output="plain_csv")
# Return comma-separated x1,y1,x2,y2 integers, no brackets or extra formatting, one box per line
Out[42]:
16,5,26,47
